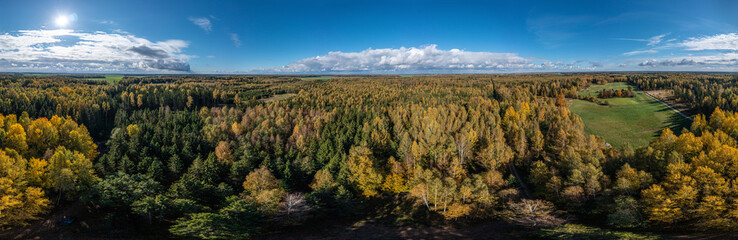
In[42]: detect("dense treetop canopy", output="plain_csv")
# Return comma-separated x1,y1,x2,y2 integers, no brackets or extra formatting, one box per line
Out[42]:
3,73,738,238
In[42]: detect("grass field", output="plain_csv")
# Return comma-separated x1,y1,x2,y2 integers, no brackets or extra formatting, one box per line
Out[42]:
24,73,132,84
577,82,632,97
84,74,127,83
569,82,691,149
259,93,297,102
536,224,662,240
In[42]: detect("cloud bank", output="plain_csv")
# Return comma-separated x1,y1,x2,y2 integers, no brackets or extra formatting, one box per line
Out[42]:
635,33,738,71
267,45,591,73
637,53,738,70
681,33,738,51
0,29,191,72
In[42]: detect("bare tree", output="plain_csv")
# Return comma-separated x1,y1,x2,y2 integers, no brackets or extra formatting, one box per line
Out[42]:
455,134,469,165
503,199,564,227
280,193,310,220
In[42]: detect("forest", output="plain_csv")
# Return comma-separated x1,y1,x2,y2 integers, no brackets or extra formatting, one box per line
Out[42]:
2,73,738,239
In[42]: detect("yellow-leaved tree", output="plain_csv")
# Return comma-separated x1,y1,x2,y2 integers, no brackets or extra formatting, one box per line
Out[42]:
346,145,383,197
243,166,285,213
0,149,49,228
48,146,100,201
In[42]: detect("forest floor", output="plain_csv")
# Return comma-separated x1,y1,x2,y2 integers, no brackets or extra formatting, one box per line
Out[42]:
2,207,524,240
260,219,525,240
569,82,692,149
260,220,738,240
0,201,169,240
5,202,738,240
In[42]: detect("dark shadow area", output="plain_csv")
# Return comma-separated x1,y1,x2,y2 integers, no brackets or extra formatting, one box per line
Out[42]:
261,219,522,240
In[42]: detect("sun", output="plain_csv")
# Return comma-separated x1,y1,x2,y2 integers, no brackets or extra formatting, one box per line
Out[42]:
54,13,77,28
55,15,69,27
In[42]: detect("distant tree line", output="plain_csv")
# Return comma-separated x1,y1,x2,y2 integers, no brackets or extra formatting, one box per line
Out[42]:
598,88,635,98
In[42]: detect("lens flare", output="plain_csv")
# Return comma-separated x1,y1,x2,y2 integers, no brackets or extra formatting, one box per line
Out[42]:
54,13,77,28
55,15,69,27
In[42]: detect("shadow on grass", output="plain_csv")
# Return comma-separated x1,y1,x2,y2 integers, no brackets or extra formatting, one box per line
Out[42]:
649,108,692,139
536,224,663,240
642,95,691,139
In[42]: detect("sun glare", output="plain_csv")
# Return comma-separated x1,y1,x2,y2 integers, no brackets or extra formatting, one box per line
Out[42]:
54,13,77,28
55,15,69,27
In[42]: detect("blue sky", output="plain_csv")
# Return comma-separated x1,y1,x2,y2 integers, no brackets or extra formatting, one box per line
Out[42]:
1,0,738,73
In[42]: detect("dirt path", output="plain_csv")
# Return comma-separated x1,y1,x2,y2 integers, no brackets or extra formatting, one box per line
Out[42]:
643,91,693,121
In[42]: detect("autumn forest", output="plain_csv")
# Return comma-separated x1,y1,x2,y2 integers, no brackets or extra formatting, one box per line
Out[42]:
2,73,738,239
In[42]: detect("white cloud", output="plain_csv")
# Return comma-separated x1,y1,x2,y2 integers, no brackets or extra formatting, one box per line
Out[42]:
682,33,738,50
230,33,241,47
189,17,212,33
0,29,191,72
647,34,668,46
265,45,592,73
616,33,669,46
623,49,658,56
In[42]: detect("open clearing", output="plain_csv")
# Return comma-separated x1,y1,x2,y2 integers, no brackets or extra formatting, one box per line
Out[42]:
569,82,691,149
260,93,297,102
24,73,130,83
577,82,632,97
84,74,126,83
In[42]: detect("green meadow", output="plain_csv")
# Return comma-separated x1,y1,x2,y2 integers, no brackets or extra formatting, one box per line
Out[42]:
577,81,632,97
569,82,691,149
259,93,297,102
84,74,127,83
24,73,135,84
536,224,662,240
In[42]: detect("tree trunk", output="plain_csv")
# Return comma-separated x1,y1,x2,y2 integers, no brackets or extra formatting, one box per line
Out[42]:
57,190,63,206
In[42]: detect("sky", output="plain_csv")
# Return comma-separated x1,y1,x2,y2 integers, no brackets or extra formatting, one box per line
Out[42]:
1,0,738,74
